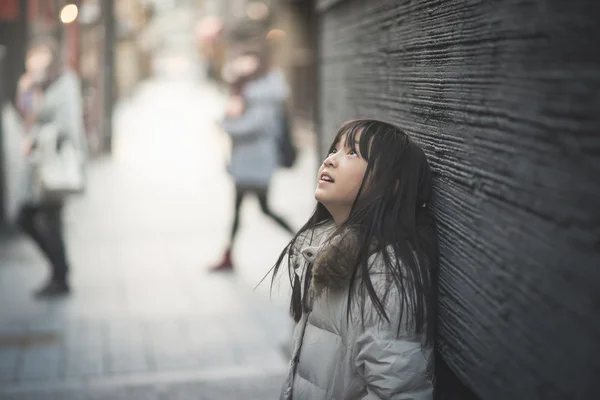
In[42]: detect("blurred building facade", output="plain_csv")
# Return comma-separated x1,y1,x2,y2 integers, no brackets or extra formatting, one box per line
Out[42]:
78,0,155,153
0,0,28,228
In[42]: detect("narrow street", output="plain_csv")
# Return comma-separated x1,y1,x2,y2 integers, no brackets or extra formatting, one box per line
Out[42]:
0,76,318,399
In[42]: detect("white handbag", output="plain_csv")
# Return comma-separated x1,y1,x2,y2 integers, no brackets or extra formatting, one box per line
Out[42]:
26,123,85,204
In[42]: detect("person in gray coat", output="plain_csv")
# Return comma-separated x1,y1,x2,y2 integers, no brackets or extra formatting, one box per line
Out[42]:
272,119,438,399
16,37,87,298
210,50,294,271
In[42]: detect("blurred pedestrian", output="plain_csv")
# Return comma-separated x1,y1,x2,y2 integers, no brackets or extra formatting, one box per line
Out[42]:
17,37,87,298
272,119,438,399
210,44,294,272
194,16,226,85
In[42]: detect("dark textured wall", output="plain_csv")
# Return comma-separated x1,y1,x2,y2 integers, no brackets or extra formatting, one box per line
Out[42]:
316,0,600,399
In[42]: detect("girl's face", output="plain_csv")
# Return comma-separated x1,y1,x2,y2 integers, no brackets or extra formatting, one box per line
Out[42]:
315,132,368,224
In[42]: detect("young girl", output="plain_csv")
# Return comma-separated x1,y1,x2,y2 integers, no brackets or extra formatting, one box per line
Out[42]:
273,119,438,399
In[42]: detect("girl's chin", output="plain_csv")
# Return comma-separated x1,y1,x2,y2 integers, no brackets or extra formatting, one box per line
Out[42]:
314,193,334,211
314,188,328,202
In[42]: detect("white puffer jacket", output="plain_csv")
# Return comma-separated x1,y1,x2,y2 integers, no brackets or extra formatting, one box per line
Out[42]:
280,223,434,400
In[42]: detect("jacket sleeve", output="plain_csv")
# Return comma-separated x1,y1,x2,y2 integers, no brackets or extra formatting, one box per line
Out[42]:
355,327,433,400
354,266,434,399
220,104,270,141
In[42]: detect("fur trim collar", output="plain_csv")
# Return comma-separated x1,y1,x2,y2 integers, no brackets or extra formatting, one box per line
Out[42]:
311,229,359,293
300,228,377,294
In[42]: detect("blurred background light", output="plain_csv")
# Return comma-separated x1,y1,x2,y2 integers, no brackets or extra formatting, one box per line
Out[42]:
266,28,286,41
60,4,78,24
246,2,269,21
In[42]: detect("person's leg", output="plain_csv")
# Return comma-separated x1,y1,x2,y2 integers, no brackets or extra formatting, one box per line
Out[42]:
20,204,70,297
210,186,247,271
256,187,295,235
41,205,69,285
18,206,53,258
230,185,247,244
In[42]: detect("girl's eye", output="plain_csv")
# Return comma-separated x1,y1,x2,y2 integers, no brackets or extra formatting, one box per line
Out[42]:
349,149,358,156
329,148,337,155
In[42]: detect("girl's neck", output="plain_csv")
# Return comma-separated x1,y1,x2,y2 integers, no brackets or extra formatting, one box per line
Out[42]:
327,206,351,227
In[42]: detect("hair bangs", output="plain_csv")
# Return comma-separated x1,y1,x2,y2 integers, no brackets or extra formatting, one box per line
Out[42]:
331,119,381,162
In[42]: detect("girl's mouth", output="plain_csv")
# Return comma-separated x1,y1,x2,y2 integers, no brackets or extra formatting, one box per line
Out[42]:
319,172,335,183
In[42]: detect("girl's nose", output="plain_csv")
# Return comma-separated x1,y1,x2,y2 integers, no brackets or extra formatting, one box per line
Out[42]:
323,153,337,167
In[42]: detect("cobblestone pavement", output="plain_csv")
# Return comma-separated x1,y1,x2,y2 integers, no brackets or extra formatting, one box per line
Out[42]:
0,77,318,399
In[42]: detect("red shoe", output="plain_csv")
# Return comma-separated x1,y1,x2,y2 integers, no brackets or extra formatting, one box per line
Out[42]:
209,249,234,272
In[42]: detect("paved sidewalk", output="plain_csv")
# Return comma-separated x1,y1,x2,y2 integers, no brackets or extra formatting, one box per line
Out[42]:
0,78,318,399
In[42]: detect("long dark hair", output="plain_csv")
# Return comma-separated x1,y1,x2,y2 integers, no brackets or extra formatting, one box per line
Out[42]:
270,119,438,344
